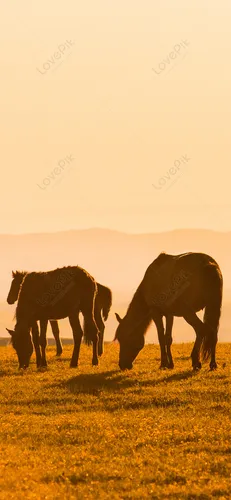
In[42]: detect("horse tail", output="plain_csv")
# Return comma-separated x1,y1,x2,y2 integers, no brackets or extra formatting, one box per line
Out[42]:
201,262,223,361
102,288,112,321
81,278,99,345
82,285,112,345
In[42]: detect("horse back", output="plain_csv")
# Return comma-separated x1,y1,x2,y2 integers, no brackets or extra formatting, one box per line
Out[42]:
140,252,221,313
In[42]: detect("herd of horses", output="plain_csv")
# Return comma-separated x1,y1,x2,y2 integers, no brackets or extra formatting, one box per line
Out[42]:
5,251,223,372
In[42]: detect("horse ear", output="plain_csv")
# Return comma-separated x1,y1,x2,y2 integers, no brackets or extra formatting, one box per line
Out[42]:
6,328,14,336
115,312,122,323
12,271,16,278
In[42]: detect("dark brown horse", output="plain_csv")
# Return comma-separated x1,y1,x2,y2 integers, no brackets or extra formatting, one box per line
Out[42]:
7,271,112,359
115,252,223,371
6,266,99,369
7,271,63,356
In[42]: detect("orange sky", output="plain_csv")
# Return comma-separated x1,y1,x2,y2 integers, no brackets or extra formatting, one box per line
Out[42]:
1,1,230,234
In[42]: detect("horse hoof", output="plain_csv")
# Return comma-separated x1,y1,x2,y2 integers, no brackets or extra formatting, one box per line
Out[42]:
70,363,78,368
92,359,99,366
209,364,217,371
192,361,201,371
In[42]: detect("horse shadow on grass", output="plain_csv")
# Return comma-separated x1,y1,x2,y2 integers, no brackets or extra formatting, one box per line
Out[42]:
45,369,195,413
52,368,198,396
1,370,198,414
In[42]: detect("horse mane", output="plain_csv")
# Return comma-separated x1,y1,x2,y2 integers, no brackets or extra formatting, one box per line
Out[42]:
16,272,29,302
12,270,27,278
126,284,145,315
115,284,152,340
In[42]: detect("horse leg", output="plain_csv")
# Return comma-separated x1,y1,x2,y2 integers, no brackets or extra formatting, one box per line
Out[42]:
50,320,63,356
69,313,83,367
31,322,42,368
81,295,99,366
92,336,99,366
191,336,203,370
40,319,48,367
209,332,218,371
98,327,104,357
183,312,204,370
98,326,105,357
152,312,169,369
94,307,104,357
165,315,174,369
203,302,220,371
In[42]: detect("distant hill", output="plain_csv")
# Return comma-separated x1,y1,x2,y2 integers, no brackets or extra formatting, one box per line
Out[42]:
1,228,230,342
1,227,231,297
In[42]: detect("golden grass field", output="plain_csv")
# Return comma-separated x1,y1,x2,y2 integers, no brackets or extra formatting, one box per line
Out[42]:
0,342,230,500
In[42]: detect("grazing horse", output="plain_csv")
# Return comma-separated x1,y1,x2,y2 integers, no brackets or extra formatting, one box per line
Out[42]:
114,252,223,372
7,271,63,356
7,271,112,358
6,266,99,369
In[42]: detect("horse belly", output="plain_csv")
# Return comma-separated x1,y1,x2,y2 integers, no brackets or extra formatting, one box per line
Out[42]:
35,301,79,321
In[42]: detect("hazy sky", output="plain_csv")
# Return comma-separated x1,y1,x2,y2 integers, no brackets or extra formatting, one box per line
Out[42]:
1,1,231,234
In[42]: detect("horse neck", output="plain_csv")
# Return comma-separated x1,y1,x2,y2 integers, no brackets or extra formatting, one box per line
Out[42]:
124,287,152,333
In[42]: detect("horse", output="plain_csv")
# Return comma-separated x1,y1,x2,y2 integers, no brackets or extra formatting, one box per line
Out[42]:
114,252,223,372
7,271,112,359
7,271,63,356
6,266,99,369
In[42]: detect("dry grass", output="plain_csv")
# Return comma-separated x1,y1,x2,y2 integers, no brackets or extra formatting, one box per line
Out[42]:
0,342,230,499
